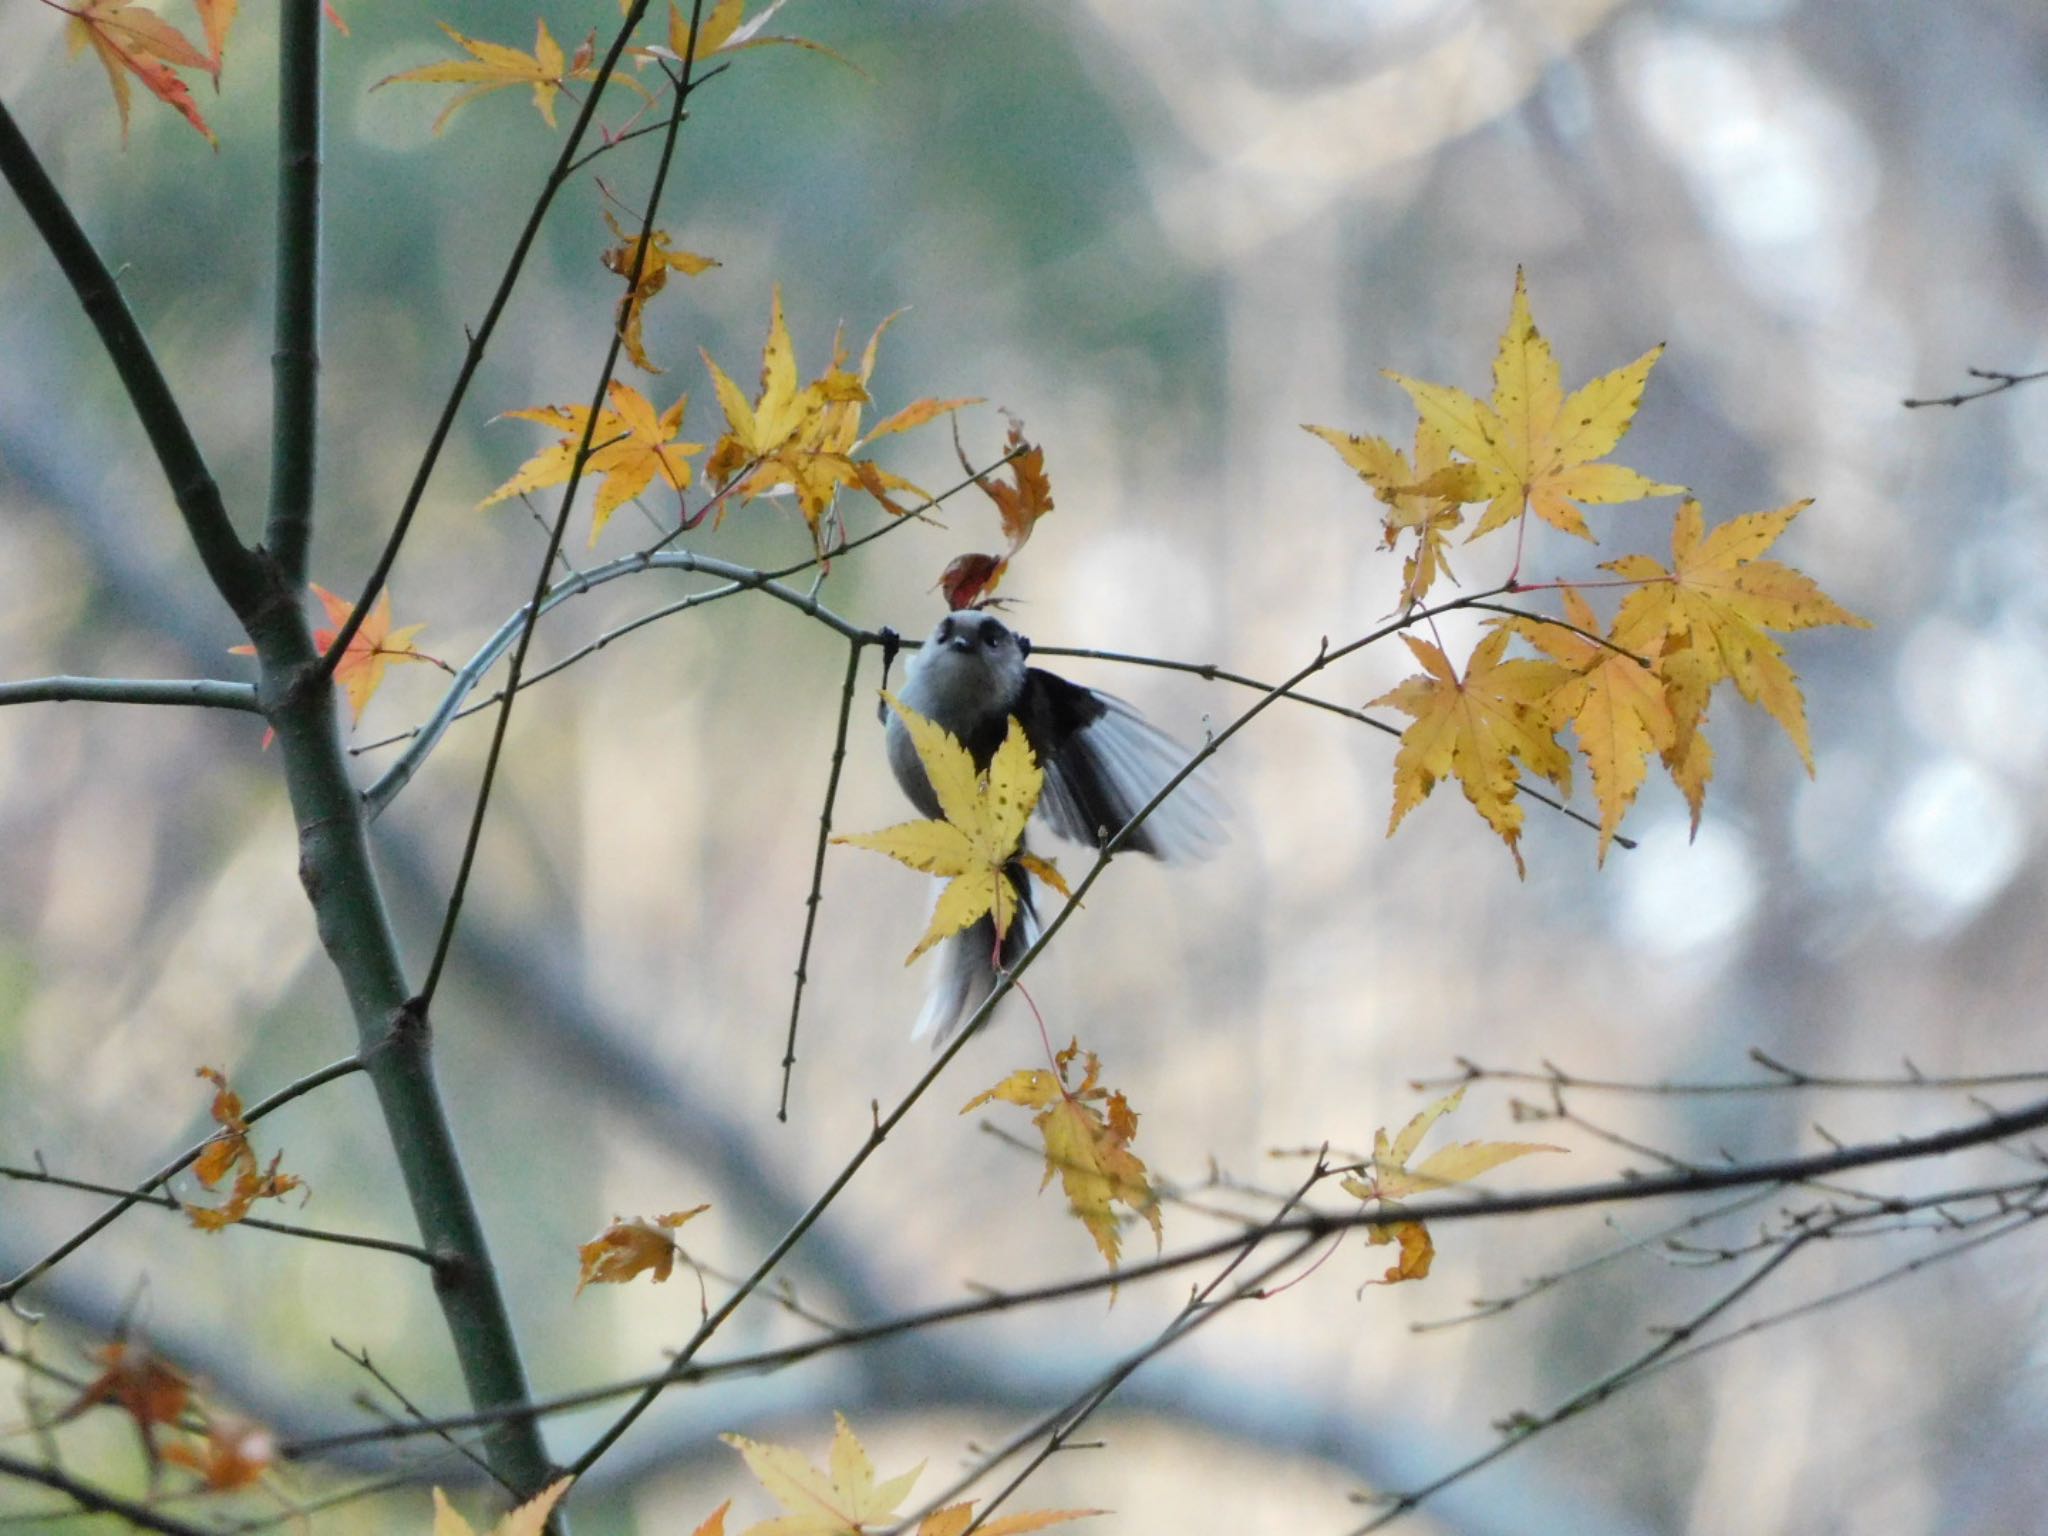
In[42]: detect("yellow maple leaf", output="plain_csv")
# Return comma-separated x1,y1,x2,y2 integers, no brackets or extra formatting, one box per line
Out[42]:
432,1478,573,1536
65,0,219,146
480,381,703,543
1303,417,1472,608
963,1041,1161,1275
1506,588,1675,864
834,695,1068,963
1604,498,1870,779
723,1415,1097,1536
1369,629,1574,876
575,1205,710,1294
377,20,595,134
1341,1085,1563,1286
1385,268,1681,542
724,1413,924,1536
602,208,719,374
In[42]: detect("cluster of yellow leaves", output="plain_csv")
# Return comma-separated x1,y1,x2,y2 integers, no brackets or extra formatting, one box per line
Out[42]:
184,1066,306,1232
575,1204,710,1293
483,286,967,546
603,208,719,373
701,289,974,542
51,1337,277,1494
836,696,1068,964
938,413,1057,610
1342,1086,1562,1285
964,1042,1160,1277
713,1414,1098,1536
1311,270,1867,867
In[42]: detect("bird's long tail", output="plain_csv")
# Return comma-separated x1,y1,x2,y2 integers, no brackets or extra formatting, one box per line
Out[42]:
914,858,1038,1047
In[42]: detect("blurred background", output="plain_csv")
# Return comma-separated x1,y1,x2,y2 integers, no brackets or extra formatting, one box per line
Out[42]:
2,1,2046,1532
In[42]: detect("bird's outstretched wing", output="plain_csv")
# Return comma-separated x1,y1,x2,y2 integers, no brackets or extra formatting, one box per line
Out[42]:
1018,668,1226,861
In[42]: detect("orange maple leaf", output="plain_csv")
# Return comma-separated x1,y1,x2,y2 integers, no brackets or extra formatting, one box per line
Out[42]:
1385,268,1680,542
575,1205,710,1295
311,583,429,724
184,1065,306,1231
1342,1085,1563,1286
963,1040,1160,1276
51,1338,191,1467
1369,629,1574,876
161,1413,274,1492
482,381,703,543
601,208,719,374
942,413,1054,609
63,0,219,147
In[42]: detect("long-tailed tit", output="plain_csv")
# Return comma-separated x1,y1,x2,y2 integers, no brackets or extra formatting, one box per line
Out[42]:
885,610,1224,1044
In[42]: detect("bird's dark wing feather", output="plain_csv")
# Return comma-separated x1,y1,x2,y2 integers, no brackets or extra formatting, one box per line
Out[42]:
1017,668,1223,860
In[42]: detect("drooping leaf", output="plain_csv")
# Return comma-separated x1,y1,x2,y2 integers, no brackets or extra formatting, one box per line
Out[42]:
601,207,719,374
575,1205,711,1294
183,1065,306,1231
1304,417,1470,608
64,0,219,146
1341,1086,1563,1286
962,1040,1160,1276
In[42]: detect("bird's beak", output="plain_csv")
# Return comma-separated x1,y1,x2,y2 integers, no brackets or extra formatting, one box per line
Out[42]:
948,634,974,652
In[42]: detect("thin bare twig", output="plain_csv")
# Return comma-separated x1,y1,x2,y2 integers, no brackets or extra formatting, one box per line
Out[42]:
778,638,867,1119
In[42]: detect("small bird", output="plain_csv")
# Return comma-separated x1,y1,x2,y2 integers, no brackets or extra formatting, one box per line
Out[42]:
885,609,1224,1043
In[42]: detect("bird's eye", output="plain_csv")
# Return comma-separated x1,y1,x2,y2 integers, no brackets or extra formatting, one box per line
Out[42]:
983,629,1002,648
